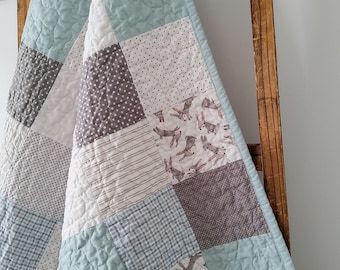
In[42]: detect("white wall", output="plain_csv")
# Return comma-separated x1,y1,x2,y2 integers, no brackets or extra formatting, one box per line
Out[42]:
0,0,17,127
195,0,259,143
1,1,339,269
274,1,340,269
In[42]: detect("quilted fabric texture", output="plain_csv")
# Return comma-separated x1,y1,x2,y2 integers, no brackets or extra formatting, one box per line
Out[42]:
0,0,294,269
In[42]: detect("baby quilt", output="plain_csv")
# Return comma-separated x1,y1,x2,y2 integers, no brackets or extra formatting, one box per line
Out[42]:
0,0,294,269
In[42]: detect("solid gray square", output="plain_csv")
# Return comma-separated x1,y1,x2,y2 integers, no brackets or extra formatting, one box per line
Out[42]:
174,160,268,250
7,45,62,127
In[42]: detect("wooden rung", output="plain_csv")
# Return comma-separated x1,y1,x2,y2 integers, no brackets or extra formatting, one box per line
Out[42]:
247,144,262,171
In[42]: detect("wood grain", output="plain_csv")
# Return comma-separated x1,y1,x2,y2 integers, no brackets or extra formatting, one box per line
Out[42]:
250,0,290,248
17,0,30,47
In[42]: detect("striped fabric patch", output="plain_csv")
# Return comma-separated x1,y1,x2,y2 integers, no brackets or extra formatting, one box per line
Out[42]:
7,45,62,127
106,186,200,270
0,197,56,270
63,119,170,239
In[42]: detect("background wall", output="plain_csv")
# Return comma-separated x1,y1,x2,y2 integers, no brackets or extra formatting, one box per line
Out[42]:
0,0,17,126
274,1,340,269
1,1,340,269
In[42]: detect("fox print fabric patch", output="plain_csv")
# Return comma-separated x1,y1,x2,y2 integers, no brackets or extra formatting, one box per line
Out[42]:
150,93,241,183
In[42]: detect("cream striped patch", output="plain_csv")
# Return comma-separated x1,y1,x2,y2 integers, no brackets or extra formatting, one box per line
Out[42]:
62,119,170,239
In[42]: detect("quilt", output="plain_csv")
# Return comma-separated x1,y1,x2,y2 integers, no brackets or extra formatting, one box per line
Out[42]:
0,0,295,269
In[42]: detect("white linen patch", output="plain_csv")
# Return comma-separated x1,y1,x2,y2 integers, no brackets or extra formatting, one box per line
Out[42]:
121,17,212,115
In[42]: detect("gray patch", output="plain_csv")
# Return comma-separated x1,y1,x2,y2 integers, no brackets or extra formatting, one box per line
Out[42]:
75,44,145,147
7,44,62,127
173,160,268,250
0,117,71,220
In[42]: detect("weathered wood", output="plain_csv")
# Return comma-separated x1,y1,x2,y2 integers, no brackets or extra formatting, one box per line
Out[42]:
250,0,290,248
248,143,263,171
17,0,30,46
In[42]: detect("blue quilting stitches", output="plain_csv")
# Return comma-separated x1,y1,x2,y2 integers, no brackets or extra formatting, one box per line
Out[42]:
22,0,91,63
103,0,188,41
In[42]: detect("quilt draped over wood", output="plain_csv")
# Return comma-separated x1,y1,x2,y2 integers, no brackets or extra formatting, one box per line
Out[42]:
0,0,294,269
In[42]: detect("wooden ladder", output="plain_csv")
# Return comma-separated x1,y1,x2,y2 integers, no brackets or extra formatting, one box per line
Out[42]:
17,0,290,249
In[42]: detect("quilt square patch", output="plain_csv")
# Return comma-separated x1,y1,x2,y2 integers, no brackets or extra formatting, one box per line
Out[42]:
150,93,241,184
0,197,56,270
171,252,208,270
103,0,188,41
106,186,200,270
59,223,126,270
121,17,213,115
63,120,170,239
0,116,71,220
22,0,91,63
7,45,62,127
173,160,268,250
75,44,145,147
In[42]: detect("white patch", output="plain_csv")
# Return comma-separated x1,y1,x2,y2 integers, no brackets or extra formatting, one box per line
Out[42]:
62,120,170,240
121,17,212,115
31,24,87,147
83,0,118,61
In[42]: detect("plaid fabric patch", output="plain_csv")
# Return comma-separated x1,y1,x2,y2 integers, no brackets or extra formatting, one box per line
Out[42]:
0,197,56,270
106,186,200,270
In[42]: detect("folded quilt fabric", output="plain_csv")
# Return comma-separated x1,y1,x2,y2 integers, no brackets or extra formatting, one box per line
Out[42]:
0,0,294,269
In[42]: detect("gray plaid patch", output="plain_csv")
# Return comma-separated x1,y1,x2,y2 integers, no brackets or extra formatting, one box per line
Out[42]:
75,43,145,147
0,197,56,270
173,160,268,250
7,44,62,127
106,186,200,270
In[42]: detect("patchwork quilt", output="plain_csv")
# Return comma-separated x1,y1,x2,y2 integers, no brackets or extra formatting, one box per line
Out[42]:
0,0,295,269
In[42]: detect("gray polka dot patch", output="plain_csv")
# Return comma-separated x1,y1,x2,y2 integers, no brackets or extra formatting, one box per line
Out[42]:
7,44,62,127
75,44,145,147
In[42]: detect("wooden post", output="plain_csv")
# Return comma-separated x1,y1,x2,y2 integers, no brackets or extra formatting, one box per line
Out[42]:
250,0,290,248
17,0,30,46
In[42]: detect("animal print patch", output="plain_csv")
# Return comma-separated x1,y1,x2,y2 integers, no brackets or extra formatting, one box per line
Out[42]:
150,93,241,183
171,252,208,270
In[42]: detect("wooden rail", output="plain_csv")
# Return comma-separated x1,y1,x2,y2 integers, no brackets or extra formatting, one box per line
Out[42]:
17,0,290,249
17,0,30,46
250,0,290,248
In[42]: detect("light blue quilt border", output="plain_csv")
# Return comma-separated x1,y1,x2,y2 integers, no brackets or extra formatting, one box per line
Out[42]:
184,0,294,269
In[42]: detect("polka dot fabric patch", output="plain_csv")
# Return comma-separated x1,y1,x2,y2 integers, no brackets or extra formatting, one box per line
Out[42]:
75,44,145,147
7,44,62,127
121,17,211,115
